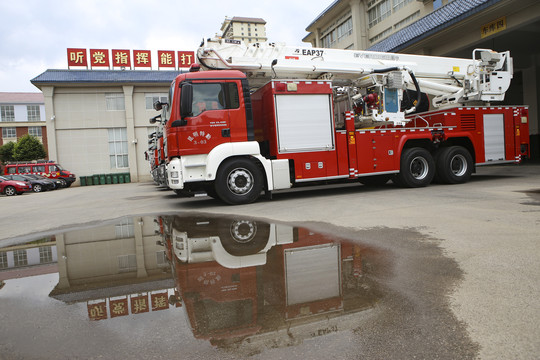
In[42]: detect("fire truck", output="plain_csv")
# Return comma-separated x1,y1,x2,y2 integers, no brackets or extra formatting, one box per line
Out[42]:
158,215,376,347
150,38,530,204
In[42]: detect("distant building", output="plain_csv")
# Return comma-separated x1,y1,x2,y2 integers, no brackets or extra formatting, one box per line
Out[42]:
220,16,268,43
0,92,48,152
31,70,180,183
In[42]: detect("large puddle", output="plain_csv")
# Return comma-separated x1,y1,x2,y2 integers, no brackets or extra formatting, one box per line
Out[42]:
0,214,477,359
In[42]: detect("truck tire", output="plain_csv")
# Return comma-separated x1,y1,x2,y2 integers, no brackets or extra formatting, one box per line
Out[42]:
395,147,435,187
215,158,263,205
436,146,473,184
219,219,270,256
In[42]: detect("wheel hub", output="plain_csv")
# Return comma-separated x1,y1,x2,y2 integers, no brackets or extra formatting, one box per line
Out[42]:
450,154,467,176
228,168,253,195
410,156,429,180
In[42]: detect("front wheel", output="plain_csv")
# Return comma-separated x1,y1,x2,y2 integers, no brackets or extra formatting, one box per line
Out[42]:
4,186,16,196
394,147,435,187
215,158,263,205
436,146,473,184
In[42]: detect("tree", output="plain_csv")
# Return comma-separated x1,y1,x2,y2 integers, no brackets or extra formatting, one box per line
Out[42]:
0,141,16,163
13,134,47,161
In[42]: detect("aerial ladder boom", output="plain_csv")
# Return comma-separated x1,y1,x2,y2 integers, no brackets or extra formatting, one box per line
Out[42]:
196,38,513,124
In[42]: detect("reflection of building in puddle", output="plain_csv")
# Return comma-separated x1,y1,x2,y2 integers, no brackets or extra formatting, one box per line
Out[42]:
0,237,58,280
158,214,381,349
46,216,176,320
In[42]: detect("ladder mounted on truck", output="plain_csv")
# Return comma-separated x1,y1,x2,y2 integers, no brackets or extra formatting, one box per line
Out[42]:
196,38,513,125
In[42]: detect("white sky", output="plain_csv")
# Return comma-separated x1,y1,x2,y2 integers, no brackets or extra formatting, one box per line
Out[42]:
0,0,331,93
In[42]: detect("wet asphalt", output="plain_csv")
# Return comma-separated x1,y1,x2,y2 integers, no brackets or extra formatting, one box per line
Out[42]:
0,163,539,359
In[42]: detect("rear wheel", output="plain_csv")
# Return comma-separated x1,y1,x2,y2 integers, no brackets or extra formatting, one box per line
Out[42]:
215,158,263,205
436,146,473,184
4,186,16,196
33,184,42,193
395,147,435,187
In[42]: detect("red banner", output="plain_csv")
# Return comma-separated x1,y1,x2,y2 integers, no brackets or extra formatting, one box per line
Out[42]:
109,297,129,318
67,48,87,67
133,50,152,68
151,292,170,311
178,51,195,68
112,49,131,68
158,50,176,68
87,301,108,321
130,294,149,314
90,49,110,68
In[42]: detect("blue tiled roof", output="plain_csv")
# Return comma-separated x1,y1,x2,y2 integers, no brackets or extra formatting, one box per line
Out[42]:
367,0,503,53
31,69,183,85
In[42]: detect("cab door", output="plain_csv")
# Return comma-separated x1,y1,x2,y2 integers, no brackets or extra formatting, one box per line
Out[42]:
176,81,242,156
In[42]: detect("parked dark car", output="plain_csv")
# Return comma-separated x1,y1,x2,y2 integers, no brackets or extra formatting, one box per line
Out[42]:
1,174,55,192
0,177,32,196
22,174,61,191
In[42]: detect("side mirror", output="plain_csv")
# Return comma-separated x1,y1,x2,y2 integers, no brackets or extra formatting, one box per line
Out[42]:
180,83,193,119
149,114,161,124
153,100,167,111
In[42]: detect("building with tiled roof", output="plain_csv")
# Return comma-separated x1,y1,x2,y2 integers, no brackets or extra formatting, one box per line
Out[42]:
303,0,540,159
30,70,180,183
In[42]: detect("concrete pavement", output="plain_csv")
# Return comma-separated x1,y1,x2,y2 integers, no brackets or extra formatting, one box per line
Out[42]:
1,163,539,359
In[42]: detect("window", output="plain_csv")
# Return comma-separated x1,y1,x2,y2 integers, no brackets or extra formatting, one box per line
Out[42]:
392,0,413,12
108,128,129,168
33,165,45,172
0,252,7,269
27,105,41,121
433,0,443,10
13,250,28,267
156,250,168,267
370,27,393,44
145,93,168,110
368,0,392,28
337,17,353,41
118,254,137,272
2,127,16,138
39,247,53,264
29,126,42,137
115,218,134,238
322,29,337,48
190,83,240,117
105,93,125,111
1,105,15,122
394,11,420,30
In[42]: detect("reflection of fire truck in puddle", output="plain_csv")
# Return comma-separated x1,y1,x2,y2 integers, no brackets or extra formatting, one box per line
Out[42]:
158,215,379,347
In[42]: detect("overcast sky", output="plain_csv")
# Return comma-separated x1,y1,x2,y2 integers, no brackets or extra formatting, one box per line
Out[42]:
0,0,330,93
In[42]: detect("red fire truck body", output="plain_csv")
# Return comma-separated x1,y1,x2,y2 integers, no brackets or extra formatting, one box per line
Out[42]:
160,215,369,344
150,40,530,204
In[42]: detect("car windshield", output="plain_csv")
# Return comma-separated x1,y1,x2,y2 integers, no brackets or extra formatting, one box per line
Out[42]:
0,175,7,181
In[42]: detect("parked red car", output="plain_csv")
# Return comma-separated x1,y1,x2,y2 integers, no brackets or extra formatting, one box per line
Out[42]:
0,177,32,196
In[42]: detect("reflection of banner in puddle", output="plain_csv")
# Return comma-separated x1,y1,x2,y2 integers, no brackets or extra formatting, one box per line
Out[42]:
87,290,172,321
